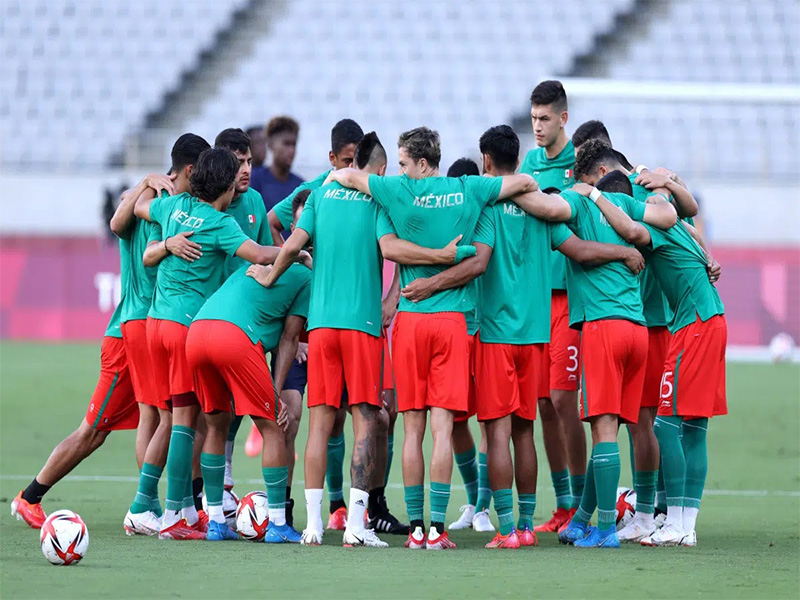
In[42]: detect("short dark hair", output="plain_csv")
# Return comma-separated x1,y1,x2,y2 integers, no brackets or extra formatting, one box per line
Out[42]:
189,148,239,201
331,119,364,154
530,80,567,113
292,188,312,217
214,128,251,155
354,132,387,170
573,120,611,149
170,133,211,172
596,170,633,195
447,158,480,177
479,125,520,173
266,116,300,139
574,139,620,180
542,186,562,195
398,126,441,168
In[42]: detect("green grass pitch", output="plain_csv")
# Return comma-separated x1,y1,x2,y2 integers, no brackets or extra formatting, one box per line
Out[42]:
1,342,798,599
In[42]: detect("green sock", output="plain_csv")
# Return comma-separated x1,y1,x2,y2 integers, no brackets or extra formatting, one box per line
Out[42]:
227,415,244,442
326,434,345,502
493,488,515,535
656,464,667,512
404,484,425,523
627,428,636,483
165,426,194,512
430,481,451,527
569,473,585,510
476,452,491,512
592,442,621,532
130,463,163,514
634,470,658,515
681,418,708,510
654,416,686,511
182,472,194,510
200,453,225,518
573,458,596,524
551,469,571,510
517,493,536,530
263,466,289,510
454,446,479,506
383,433,394,487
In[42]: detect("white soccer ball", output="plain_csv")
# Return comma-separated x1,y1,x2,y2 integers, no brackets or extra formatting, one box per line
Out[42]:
615,487,637,530
769,332,795,363
40,510,89,566
235,491,270,541
202,488,240,531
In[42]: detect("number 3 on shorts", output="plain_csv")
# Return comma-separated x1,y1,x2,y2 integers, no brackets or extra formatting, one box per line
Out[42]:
567,346,578,372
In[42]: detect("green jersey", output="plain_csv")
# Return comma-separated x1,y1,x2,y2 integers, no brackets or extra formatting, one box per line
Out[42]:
464,279,480,336
643,223,725,334
104,238,126,338
120,219,161,323
273,170,331,231
561,190,645,328
146,193,250,327
224,187,271,278
520,140,575,291
194,264,311,350
368,174,502,315
296,181,388,337
629,173,672,328
474,202,573,343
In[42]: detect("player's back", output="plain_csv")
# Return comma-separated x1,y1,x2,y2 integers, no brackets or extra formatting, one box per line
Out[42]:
121,219,160,323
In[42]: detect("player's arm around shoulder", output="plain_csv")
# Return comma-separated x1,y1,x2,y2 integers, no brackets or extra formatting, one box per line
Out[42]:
400,242,492,303
576,183,653,247
511,188,572,222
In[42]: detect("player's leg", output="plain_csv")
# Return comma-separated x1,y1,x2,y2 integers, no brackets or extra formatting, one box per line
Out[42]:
475,423,492,520
128,406,171,522
367,395,408,535
449,419,479,529
326,404,348,529
550,389,586,510
281,388,303,526
620,406,659,541
257,414,297,542
401,409,428,547
191,412,207,524
303,405,336,543
135,407,158,470
223,414,243,490
536,396,572,532
511,415,538,546
484,415,518,549
201,410,237,540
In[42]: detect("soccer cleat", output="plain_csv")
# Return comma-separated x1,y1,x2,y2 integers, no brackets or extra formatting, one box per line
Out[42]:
343,528,389,548
426,528,457,550
285,497,295,528
558,520,589,545
448,504,475,530
404,526,426,549
368,495,409,535
556,508,578,534
472,509,496,532
158,519,206,540
680,529,697,547
326,506,347,530
192,509,209,533
617,518,656,543
641,522,686,547
654,512,667,529
11,491,46,529
534,507,572,533
485,530,521,549
265,522,302,543
244,424,262,457
206,520,238,541
300,529,324,546
518,525,539,547
123,510,161,536
574,527,619,548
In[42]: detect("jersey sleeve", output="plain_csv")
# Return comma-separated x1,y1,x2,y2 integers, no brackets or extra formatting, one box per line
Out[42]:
288,276,311,318
296,191,316,238
273,196,294,231
559,190,581,226
616,193,646,222
375,207,396,240
464,175,503,207
367,174,401,210
251,191,272,246
549,222,573,250
147,196,170,225
214,214,251,256
472,207,495,248
146,221,162,243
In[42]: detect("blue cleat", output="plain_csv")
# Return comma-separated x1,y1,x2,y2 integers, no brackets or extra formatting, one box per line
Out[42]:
558,520,589,545
574,526,619,548
206,520,238,541
264,522,302,544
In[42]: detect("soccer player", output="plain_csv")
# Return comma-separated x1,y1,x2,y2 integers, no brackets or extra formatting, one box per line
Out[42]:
519,81,587,533
250,116,303,211
327,126,537,550
133,148,291,540
578,170,726,547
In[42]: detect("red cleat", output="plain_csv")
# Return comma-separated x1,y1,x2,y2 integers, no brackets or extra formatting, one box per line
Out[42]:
11,491,46,529
193,510,209,533
245,424,262,457
159,519,206,540
557,508,578,534
404,527,426,549
534,507,572,533
327,506,347,530
426,529,457,550
485,530,521,549
518,525,539,547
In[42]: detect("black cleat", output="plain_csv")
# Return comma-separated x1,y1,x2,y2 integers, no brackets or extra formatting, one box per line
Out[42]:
286,497,295,528
368,496,410,535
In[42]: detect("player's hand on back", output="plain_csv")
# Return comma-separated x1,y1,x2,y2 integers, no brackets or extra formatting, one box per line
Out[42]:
571,182,595,197
166,231,202,262
246,264,274,287
297,250,313,269
381,296,398,329
441,235,464,264
707,257,722,283
296,342,309,364
401,277,437,303
144,172,176,197
635,171,671,190
622,247,645,275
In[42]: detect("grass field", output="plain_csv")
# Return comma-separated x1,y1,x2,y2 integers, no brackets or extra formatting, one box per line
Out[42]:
1,342,798,599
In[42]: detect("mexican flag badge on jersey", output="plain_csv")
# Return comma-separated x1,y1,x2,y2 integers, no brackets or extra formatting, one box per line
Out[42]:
565,169,573,179
248,214,256,229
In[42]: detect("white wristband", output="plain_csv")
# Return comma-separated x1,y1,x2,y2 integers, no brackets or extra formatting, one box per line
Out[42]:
589,187,602,203
634,164,648,174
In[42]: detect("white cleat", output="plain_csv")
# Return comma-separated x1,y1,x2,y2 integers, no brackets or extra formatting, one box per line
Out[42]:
617,518,656,543
641,522,685,546
300,529,324,546
472,509,496,533
343,528,389,548
680,529,697,547
123,510,161,536
448,504,476,530
654,512,667,530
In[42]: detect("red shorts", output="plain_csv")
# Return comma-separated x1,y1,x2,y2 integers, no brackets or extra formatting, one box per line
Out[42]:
121,319,166,410
475,337,545,422
658,314,727,419
307,328,382,409
391,311,469,413
382,335,394,391
454,334,477,423
84,337,139,431
580,319,648,424
146,317,195,405
641,326,671,409
545,291,581,392
186,320,278,420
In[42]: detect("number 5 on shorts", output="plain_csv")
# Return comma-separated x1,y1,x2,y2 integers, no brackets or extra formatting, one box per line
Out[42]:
660,371,674,398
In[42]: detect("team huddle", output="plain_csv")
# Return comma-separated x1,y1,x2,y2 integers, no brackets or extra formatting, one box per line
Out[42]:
11,80,726,550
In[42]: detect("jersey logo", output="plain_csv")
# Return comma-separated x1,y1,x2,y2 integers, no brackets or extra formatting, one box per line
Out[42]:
565,169,573,179
412,193,464,209
248,214,256,229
